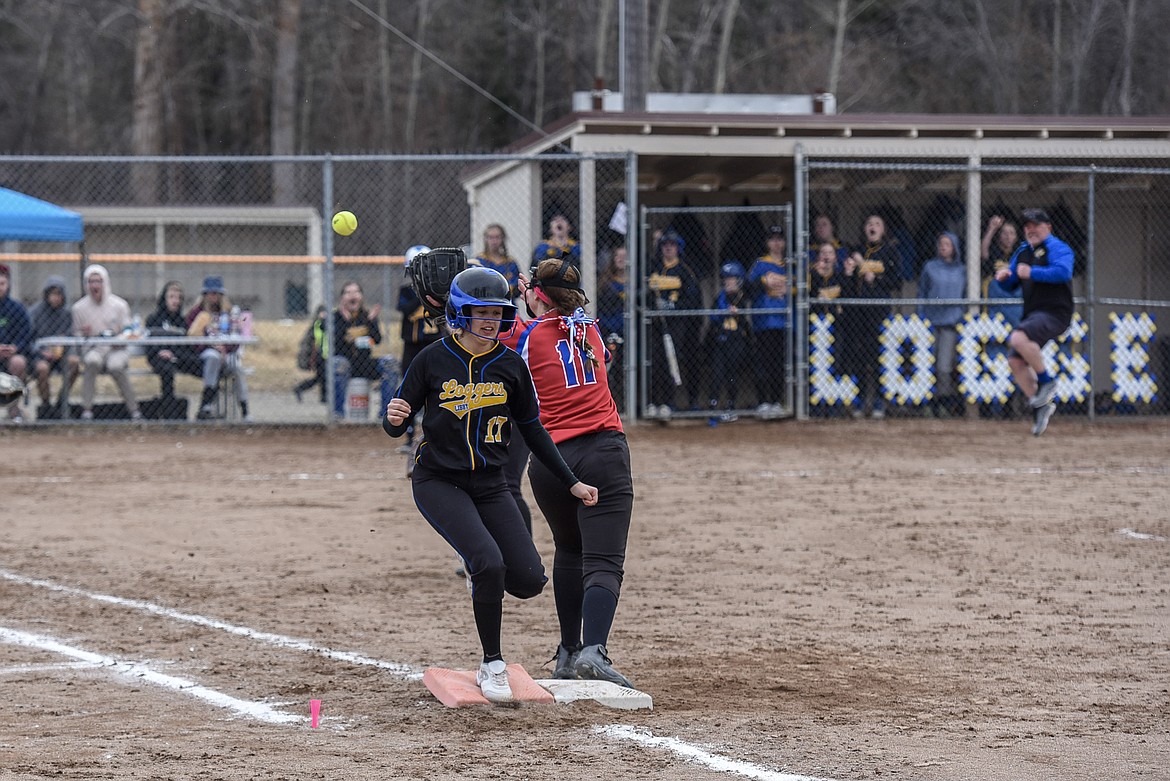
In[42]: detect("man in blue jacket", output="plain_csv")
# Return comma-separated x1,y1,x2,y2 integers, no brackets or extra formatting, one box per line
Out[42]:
994,208,1074,436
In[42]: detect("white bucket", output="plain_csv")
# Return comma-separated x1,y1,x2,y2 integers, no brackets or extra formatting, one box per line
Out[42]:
344,377,370,420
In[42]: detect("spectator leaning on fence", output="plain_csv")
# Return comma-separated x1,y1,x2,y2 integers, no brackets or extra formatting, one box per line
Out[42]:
808,214,850,271
994,208,1074,437
840,214,901,419
0,264,31,423
186,275,250,422
809,242,846,319
27,274,79,420
71,264,143,422
917,231,967,418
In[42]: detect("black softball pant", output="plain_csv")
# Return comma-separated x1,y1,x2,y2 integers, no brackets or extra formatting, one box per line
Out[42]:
411,463,546,604
528,430,634,602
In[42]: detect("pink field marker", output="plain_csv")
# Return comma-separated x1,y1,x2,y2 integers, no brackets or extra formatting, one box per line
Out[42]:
310,699,321,728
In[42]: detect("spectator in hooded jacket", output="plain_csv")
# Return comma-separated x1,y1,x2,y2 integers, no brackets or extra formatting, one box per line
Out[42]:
0,264,31,423
917,231,967,417
27,274,79,419
71,263,143,422
146,281,203,402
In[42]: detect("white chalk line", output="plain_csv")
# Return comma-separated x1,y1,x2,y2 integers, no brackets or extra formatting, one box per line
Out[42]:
0,626,303,725
1116,527,1168,542
5,567,839,779
599,725,841,781
0,661,100,675
2,463,1166,487
0,569,420,680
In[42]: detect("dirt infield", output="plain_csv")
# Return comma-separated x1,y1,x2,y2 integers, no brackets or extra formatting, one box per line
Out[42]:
1,419,1167,781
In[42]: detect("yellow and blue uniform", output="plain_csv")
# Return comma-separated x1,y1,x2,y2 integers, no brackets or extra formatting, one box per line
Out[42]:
383,335,579,605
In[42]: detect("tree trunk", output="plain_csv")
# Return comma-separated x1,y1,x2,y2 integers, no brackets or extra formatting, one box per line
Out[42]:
14,0,64,151
712,0,739,94
1067,0,1109,113
533,0,547,127
1115,0,1137,115
828,0,848,97
131,0,164,204
404,0,432,152
271,0,302,204
378,0,394,140
680,2,719,93
649,0,671,91
595,0,614,87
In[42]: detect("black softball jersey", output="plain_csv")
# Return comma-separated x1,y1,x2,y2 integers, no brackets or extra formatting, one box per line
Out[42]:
383,335,578,487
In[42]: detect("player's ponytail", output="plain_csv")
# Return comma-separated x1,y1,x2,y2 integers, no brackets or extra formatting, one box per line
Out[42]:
531,259,598,369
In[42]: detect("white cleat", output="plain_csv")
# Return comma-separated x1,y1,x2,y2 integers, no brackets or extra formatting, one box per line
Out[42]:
476,659,515,704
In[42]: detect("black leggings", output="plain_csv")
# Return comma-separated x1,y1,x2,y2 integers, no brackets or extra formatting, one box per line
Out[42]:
410,463,545,604
528,431,633,645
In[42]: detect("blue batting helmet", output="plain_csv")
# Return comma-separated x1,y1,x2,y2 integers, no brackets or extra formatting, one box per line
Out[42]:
720,261,746,279
445,267,517,335
404,244,431,268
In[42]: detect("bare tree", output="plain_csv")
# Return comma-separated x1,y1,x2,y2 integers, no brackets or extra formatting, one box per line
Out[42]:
595,0,615,87
1064,0,1114,113
649,0,671,90
827,0,848,97
1113,0,1138,115
131,0,164,202
378,0,394,141
712,0,738,94
271,0,301,203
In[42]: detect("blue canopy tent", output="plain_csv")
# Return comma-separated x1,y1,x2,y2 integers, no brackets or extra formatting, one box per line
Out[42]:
0,187,86,295
0,187,83,242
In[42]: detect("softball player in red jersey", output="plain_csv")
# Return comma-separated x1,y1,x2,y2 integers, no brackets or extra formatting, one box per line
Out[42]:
384,267,597,704
515,258,637,688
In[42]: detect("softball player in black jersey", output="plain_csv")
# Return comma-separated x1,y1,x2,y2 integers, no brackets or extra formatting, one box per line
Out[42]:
383,267,597,705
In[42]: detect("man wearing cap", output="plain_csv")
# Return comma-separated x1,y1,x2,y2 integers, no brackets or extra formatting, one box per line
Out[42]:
0,264,32,422
70,264,143,421
994,208,1074,436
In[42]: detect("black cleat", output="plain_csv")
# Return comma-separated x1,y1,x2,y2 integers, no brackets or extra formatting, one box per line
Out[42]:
551,643,580,679
572,644,634,689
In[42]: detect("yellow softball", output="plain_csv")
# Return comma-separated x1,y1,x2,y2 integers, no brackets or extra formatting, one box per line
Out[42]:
332,210,358,236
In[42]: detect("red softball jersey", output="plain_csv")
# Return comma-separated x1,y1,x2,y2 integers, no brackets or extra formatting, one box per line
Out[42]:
508,312,623,444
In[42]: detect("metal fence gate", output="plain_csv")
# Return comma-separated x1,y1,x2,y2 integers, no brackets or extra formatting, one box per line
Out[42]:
637,204,795,424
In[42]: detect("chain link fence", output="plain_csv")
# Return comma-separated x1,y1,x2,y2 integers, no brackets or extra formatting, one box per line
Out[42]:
0,153,630,425
637,204,794,425
794,159,1169,421
2,153,1166,427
